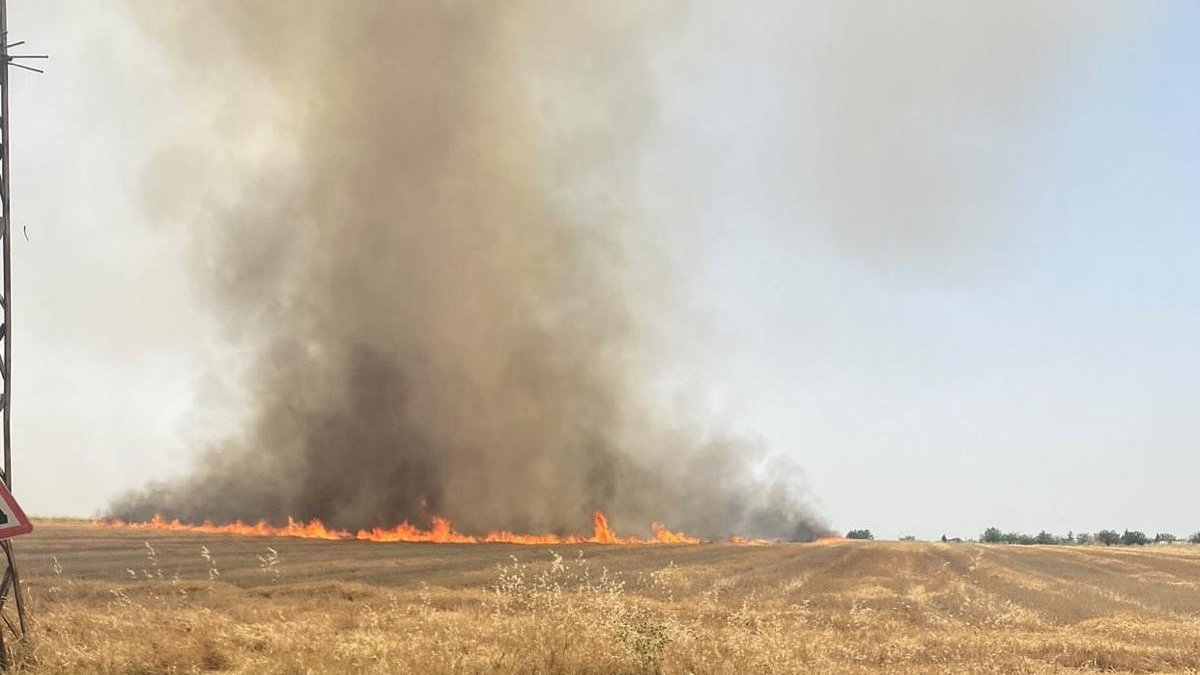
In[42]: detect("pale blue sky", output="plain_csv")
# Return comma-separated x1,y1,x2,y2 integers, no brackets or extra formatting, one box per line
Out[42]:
655,2,1200,538
7,2,1198,539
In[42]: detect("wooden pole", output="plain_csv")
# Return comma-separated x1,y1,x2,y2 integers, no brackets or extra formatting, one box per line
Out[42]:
1,0,11,493
0,2,32,663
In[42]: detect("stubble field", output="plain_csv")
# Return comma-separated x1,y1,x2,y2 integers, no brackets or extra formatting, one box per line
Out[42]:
5,520,1200,673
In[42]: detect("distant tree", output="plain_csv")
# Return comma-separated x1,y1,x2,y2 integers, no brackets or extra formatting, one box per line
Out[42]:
1065,531,1075,544
1154,533,1176,543
1007,532,1036,545
981,527,1003,543
846,529,873,540
1075,532,1094,545
941,534,947,543
899,535,916,541
1190,532,1200,544
1034,531,1057,545
1096,530,1121,546
1120,530,1149,546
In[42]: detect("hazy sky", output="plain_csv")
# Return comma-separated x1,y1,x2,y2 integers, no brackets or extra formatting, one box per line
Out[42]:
8,2,1198,540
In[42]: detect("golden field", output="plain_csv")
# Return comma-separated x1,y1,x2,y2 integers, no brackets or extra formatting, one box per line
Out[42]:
4,520,1200,674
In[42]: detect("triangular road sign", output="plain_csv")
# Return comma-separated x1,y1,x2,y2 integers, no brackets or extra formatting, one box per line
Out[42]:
0,482,31,540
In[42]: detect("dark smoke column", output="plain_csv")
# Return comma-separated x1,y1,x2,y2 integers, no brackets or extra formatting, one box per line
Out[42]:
109,1,828,541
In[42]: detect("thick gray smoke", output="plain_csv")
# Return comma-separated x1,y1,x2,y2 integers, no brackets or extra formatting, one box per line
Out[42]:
108,1,828,541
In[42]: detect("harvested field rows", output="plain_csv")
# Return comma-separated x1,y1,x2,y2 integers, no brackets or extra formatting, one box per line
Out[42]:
8,520,1200,673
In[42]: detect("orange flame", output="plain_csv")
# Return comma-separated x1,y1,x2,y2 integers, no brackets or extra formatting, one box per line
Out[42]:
729,535,775,546
355,516,477,544
94,511,729,546
651,521,702,544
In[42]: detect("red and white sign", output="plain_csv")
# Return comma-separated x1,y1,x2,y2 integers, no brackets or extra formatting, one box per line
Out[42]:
0,483,31,540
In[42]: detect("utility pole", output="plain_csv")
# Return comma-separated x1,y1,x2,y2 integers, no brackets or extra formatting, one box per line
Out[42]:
0,0,45,665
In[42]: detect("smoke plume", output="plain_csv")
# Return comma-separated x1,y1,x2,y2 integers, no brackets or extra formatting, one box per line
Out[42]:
108,1,827,540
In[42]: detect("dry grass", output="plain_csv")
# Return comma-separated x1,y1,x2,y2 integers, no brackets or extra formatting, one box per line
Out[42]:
6,522,1200,674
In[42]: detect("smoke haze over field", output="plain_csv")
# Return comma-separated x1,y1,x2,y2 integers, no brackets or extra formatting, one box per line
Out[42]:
106,2,827,540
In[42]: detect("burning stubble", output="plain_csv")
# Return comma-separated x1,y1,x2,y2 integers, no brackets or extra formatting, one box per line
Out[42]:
107,1,829,541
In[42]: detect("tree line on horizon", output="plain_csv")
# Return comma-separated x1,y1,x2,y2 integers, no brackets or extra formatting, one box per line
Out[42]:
979,528,1200,546
842,529,1200,545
